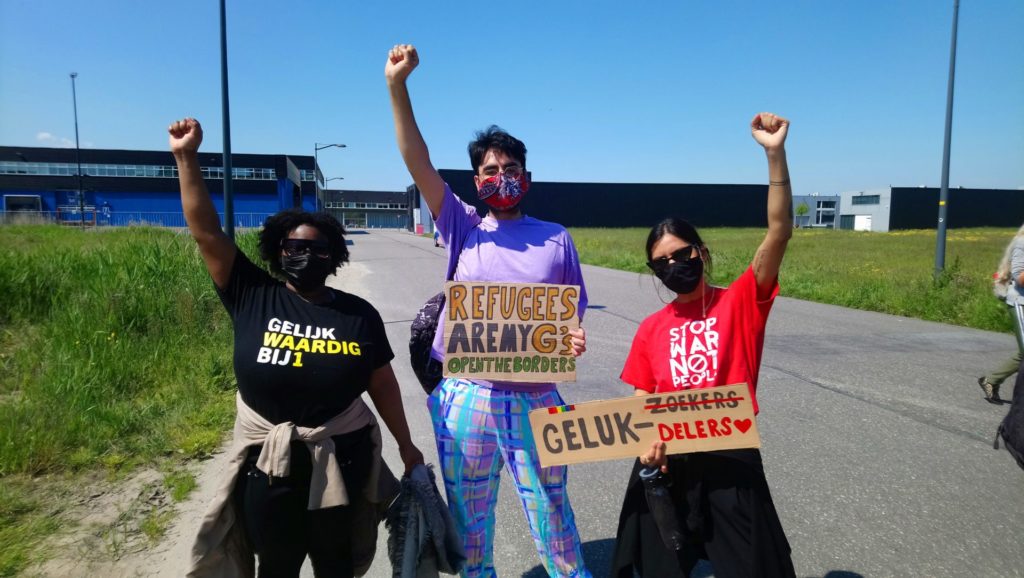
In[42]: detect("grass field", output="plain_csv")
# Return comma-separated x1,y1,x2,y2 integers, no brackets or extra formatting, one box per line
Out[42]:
0,226,247,575
570,227,1014,334
0,224,1014,575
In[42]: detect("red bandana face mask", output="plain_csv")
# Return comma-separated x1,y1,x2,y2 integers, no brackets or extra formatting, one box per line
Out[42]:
477,172,529,211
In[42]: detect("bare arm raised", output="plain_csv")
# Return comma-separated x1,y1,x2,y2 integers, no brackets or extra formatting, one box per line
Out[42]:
749,112,793,292
168,118,236,289
386,44,446,219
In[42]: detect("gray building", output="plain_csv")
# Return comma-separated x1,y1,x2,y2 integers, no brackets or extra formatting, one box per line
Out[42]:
322,189,412,229
837,188,893,232
836,186,1023,232
792,193,840,229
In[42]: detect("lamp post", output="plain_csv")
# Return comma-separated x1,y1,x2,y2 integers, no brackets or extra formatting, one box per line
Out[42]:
69,72,84,227
934,0,960,278
220,0,235,239
324,178,344,211
314,143,346,212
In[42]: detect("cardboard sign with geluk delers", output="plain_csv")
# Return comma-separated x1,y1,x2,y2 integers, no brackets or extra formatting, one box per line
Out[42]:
442,281,580,382
528,383,759,467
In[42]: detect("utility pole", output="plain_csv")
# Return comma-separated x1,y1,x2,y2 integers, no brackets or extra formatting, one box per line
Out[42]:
220,0,235,239
70,72,84,227
315,143,346,212
934,0,960,278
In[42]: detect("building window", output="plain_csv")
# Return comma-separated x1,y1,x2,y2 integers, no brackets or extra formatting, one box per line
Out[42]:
0,161,277,181
851,195,880,205
839,215,855,230
815,200,836,226
342,212,367,228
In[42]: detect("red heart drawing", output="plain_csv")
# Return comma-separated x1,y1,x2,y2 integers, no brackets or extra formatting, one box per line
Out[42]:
734,419,752,434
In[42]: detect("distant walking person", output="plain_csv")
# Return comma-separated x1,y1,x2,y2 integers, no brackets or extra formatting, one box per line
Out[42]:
168,118,424,578
978,224,1024,404
612,113,797,578
100,201,112,225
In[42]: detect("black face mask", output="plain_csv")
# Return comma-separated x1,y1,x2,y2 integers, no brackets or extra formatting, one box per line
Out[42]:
280,253,333,291
654,254,704,295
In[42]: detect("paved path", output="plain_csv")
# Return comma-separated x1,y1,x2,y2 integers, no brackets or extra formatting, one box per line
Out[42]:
158,229,1022,578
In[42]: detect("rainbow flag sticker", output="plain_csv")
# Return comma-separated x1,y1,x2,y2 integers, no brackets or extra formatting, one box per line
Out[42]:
547,404,576,414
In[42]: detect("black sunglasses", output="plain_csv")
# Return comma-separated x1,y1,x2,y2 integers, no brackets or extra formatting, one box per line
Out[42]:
647,246,699,272
281,239,331,258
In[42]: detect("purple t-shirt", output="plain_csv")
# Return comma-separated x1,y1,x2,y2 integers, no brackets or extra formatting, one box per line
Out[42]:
432,183,588,391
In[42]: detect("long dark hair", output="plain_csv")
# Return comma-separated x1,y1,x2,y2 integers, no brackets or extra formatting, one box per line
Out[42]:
645,217,713,278
258,209,349,277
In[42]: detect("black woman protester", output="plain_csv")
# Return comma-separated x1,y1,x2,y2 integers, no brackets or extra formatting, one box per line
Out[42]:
169,118,425,578
612,113,797,578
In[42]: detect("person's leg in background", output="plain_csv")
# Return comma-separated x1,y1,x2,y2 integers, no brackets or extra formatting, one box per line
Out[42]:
981,303,1024,403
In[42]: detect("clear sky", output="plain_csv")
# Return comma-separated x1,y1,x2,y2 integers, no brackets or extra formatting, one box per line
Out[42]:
1,0,1021,196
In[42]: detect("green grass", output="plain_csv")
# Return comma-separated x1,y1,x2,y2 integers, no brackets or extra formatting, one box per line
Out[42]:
570,227,1013,333
0,479,60,577
163,468,197,503
0,225,254,574
139,507,174,543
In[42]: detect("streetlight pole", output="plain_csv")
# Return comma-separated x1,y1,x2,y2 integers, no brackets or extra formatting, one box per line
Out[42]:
934,0,960,278
219,0,235,239
324,177,344,211
70,72,84,227
314,143,346,212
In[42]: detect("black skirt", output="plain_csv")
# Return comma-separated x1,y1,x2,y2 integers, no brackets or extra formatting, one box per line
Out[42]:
611,449,795,578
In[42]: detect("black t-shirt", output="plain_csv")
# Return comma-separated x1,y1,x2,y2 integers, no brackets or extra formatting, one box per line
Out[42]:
216,250,394,427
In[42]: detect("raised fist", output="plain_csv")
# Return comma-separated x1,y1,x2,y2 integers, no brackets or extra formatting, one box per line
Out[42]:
168,118,203,155
385,44,419,85
750,112,789,150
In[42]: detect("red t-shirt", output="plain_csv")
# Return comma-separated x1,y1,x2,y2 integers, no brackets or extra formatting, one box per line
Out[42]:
620,266,778,414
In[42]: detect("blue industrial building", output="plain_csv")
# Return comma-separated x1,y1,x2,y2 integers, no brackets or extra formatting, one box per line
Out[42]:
0,146,319,227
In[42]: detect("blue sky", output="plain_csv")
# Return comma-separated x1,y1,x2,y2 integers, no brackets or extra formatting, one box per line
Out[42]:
1,0,1021,195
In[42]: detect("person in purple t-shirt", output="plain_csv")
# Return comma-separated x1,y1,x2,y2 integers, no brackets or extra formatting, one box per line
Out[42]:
387,44,592,578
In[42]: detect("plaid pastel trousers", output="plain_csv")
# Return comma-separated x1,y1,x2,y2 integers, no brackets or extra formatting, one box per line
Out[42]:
427,378,591,578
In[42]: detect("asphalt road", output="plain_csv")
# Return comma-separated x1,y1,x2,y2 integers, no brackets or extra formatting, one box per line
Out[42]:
310,229,1022,578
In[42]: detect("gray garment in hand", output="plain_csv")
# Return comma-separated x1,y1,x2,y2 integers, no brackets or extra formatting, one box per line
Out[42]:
386,464,466,578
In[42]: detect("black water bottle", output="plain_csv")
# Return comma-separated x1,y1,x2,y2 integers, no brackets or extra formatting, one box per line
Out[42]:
638,465,685,551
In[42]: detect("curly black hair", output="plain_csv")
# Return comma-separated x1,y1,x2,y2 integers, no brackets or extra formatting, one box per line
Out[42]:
257,209,349,278
468,125,527,174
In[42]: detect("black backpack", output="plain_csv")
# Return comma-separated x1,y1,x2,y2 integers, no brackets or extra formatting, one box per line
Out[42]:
994,358,1024,471
409,231,461,395
409,292,446,395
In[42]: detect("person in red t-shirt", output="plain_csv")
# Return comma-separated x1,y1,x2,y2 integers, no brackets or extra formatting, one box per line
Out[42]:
611,113,797,578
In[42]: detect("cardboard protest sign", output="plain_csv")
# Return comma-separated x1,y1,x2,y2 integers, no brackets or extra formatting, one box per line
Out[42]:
528,383,759,467
442,281,580,382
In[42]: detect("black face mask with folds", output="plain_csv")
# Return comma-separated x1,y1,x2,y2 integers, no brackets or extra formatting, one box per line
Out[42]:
280,253,333,291
655,254,704,295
